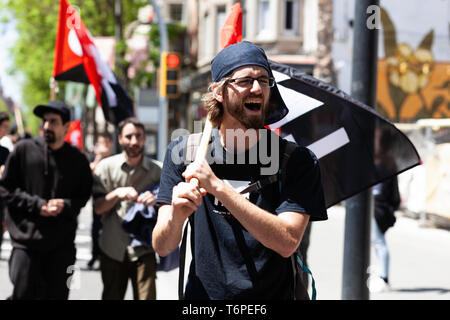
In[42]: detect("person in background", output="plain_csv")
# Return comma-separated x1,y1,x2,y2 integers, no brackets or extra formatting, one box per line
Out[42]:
369,127,400,293
92,117,161,300
0,111,10,259
0,112,11,172
87,132,113,270
90,132,114,172
0,101,92,299
0,112,14,152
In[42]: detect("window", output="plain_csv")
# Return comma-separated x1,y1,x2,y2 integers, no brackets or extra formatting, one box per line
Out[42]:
284,0,299,35
169,3,183,22
216,6,227,52
258,0,271,36
204,11,213,57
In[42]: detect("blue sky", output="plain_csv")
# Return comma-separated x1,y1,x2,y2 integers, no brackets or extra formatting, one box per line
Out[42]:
0,19,23,106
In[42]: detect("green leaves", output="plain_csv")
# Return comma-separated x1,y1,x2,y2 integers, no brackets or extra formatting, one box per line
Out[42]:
1,0,147,134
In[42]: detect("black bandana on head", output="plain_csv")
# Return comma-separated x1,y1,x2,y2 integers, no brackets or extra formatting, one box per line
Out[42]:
211,41,288,126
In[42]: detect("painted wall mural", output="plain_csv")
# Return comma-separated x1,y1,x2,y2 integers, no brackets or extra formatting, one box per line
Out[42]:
377,7,449,122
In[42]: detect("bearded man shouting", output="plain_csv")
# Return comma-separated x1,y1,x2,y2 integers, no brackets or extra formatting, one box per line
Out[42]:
153,41,328,300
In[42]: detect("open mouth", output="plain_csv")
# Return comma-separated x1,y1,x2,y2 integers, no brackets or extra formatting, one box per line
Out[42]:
244,102,262,112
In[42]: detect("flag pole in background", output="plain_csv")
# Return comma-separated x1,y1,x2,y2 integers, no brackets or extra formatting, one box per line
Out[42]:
149,0,169,162
13,104,25,136
49,77,58,101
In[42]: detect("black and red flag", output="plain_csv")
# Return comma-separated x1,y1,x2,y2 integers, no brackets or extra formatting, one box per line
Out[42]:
64,119,83,151
53,0,134,125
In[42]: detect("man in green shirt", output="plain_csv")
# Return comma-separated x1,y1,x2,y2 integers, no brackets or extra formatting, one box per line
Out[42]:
93,117,161,300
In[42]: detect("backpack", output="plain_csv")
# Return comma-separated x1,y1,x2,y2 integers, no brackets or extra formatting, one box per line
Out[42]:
178,133,315,300
374,175,400,233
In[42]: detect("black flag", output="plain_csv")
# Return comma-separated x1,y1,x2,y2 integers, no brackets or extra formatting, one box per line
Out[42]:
268,60,421,208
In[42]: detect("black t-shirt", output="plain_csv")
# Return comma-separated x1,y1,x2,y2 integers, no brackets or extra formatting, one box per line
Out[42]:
157,128,327,300
0,145,9,166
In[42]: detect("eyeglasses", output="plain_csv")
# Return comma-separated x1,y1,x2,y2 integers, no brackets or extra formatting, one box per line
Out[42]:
226,76,275,89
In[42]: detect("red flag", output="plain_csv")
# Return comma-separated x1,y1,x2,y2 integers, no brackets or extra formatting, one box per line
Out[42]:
219,3,242,49
53,2,84,80
53,0,134,125
65,119,83,151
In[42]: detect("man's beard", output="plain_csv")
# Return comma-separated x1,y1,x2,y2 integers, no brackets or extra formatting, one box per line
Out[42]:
123,145,144,158
44,130,56,144
226,95,267,129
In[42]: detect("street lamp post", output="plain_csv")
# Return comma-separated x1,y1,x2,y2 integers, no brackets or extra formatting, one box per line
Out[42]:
150,0,169,162
342,0,379,300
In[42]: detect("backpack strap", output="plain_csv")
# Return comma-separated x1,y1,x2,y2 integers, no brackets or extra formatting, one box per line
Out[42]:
291,251,316,300
238,138,297,195
178,134,198,300
230,219,259,286
178,220,190,300
296,255,316,300
278,140,297,192
239,174,278,194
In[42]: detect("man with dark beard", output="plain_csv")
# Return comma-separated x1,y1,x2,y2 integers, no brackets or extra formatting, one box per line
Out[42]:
92,117,161,300
0,101,92,299
153,41,327,300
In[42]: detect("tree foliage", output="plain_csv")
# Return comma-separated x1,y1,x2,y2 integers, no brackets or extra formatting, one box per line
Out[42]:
0,0,147,134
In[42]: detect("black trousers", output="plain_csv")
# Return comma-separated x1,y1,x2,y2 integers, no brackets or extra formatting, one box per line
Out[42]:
90,209,102,260
0,206,4,257
8,246,76,300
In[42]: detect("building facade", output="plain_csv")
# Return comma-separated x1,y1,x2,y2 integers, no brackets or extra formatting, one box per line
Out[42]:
163,0,321,135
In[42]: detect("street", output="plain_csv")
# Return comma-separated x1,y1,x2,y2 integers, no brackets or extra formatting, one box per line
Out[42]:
308,205,450,300
1,202,449,300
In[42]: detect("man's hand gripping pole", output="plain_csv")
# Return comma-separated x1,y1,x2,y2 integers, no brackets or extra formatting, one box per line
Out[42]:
189,118,213,187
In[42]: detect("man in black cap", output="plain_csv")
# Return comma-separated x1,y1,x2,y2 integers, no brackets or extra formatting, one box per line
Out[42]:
153,41,327,300
0,100,92,300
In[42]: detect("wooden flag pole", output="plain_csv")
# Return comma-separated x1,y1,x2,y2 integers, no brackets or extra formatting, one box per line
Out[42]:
189,117,213,187
50,77,58,100
13,104,25,136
